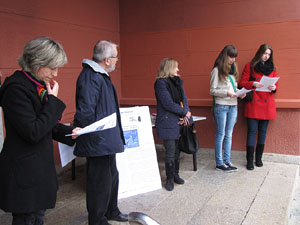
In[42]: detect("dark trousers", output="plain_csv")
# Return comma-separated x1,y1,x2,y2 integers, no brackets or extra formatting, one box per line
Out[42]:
247,118,269,146
12,210,45,225
86,155,120,225
163,139,180,163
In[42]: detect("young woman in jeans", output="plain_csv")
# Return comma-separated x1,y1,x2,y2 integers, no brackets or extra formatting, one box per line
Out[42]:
210,45,245,172
239,44,278,170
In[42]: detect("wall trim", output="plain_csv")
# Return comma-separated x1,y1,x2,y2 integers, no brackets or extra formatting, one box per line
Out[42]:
120,98,300,108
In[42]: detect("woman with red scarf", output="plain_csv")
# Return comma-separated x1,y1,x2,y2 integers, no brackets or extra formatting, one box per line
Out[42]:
0,37,80,225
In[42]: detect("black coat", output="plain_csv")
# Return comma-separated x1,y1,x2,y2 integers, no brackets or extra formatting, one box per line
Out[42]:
154,78,192,140
0,71,74,213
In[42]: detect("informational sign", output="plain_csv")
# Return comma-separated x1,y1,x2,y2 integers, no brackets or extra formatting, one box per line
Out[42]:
58,106,162,198
117,106,162,198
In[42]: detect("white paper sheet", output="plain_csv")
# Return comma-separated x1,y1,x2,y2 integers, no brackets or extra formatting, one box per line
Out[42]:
256,76,280,92
66,113,116,136
192,116,207,121
236,88,252,96
58,142,76,167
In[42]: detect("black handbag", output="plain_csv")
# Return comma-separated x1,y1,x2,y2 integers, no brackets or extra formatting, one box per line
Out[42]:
178,123,199,154
243,91,253,102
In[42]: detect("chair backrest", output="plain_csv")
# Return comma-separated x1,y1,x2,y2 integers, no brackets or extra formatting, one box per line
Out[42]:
128,212,160,225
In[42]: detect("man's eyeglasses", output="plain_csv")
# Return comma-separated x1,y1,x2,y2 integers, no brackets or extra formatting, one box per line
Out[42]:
109,56,119,59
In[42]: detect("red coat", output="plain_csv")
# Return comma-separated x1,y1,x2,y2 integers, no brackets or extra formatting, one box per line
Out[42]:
239,63,278,120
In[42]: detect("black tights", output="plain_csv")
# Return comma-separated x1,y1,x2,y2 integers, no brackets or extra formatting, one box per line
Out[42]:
163,139,180,163
12,210,45,225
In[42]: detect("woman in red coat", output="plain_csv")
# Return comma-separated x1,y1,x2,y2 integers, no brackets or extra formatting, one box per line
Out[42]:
239,44,278,170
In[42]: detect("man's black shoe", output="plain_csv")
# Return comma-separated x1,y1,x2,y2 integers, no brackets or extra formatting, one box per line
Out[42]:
108,213,129,222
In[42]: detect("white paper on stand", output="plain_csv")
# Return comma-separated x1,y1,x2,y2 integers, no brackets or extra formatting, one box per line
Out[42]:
117,106,162,199
256,76,280,92
66,113,116,136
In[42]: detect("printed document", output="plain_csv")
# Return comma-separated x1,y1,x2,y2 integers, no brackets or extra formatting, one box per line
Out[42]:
236,88,252,96
58,142,76,167
60,113,117,167
66,112,116,136
256,76,280,92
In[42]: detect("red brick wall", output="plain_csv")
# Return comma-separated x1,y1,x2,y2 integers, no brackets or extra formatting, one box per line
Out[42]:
0,0,299,163
120,0,300,155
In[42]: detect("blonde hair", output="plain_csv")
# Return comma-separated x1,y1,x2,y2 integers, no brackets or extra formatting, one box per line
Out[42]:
18,36,68,73
157,58,178,78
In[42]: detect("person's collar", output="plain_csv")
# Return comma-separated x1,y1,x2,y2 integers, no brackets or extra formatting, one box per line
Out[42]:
82,59,109,76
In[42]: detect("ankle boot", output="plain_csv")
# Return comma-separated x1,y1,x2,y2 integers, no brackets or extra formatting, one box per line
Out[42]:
246,146,254,170
174,160,184,184
165,161,174,191
255,144,265,167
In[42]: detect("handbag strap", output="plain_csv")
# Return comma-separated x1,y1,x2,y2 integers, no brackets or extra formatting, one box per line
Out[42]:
228,75,237,93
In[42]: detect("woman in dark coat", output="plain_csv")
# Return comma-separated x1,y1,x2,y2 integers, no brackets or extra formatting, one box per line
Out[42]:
239,44,278,170
154,58,192,191
0,37,80,225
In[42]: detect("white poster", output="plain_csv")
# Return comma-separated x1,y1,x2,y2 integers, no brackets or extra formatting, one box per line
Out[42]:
117,106,162,199
58,106,162,198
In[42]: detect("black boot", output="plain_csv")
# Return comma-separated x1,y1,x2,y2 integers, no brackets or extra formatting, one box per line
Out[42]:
255,144,265,167
174,160,184,184
246,146,254,170
165,161,174,191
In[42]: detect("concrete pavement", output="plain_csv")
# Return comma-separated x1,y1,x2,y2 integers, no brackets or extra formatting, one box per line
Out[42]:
1,147,299,225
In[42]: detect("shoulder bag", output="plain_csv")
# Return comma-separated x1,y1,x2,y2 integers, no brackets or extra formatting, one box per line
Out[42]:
242,69,255,102
178,123,199,154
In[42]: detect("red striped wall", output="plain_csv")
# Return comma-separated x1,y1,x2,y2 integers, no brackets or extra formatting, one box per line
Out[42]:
0,0,299,163
119,0,300,155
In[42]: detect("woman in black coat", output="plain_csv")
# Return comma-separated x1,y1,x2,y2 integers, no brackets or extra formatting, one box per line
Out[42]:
0,37,80,225
154,58,192,191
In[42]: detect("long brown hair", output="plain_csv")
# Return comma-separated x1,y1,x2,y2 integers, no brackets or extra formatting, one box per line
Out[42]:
213,45,239,81
250,44,275,74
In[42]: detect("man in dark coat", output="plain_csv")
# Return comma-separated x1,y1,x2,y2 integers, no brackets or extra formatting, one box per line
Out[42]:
73,40,128,225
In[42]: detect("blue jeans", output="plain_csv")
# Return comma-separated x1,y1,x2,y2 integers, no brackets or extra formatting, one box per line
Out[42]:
214,104,237,166
247,118,269,146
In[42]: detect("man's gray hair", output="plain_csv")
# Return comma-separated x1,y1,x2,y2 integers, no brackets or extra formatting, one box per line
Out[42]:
92,40,118,63
18,36,68,73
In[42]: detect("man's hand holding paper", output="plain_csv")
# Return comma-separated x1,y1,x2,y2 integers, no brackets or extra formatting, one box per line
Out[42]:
66,113,117,136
